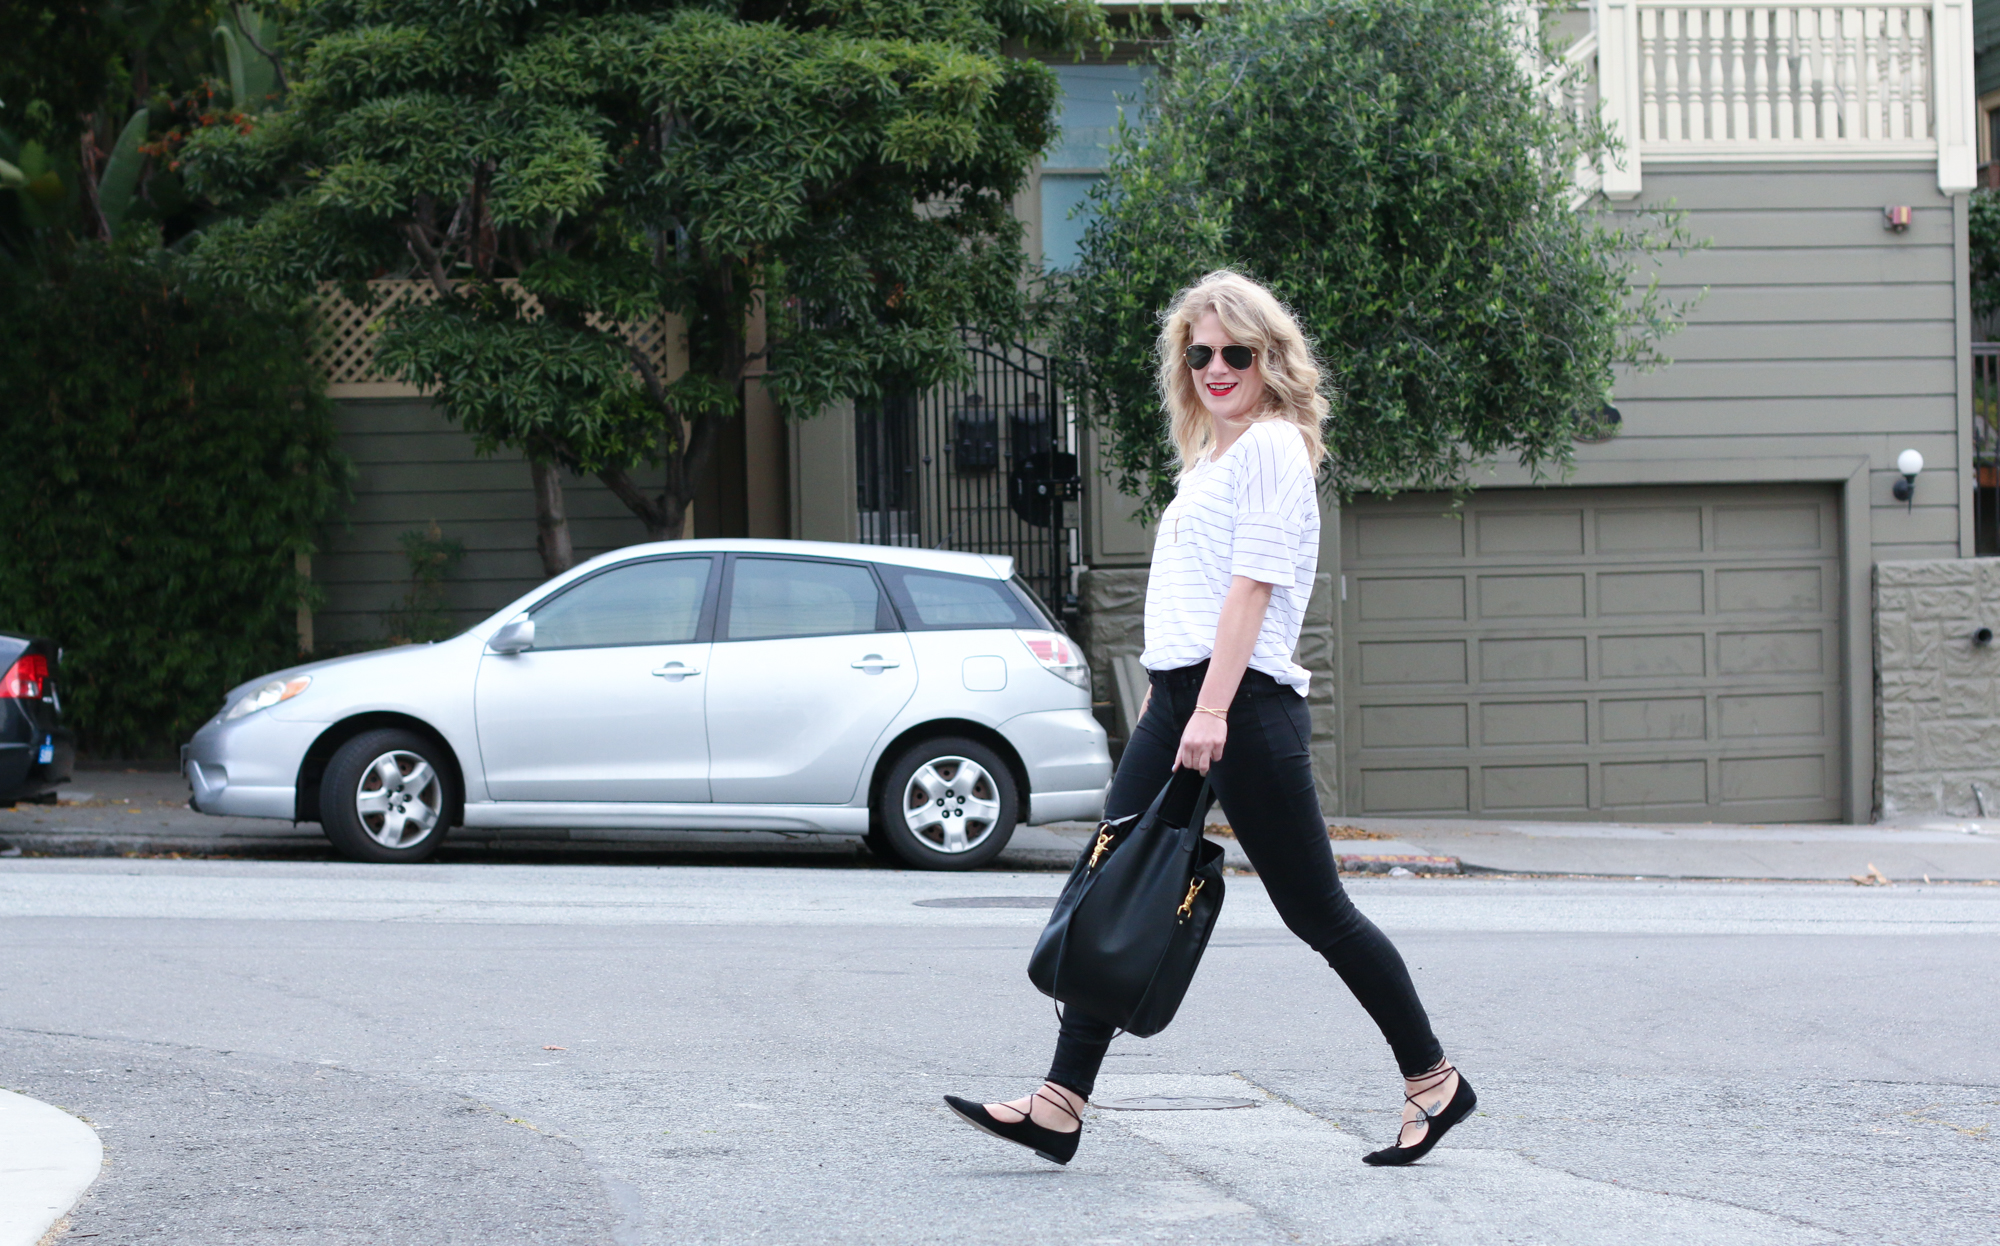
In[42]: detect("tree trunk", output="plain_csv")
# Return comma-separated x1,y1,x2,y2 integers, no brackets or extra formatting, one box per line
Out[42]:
597,464,683,540
530,459,575,577
602,275,745,542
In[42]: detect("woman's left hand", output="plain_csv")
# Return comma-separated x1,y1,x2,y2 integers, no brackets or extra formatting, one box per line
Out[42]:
1177,712,1227,773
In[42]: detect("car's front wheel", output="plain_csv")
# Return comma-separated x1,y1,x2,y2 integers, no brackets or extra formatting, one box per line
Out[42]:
320,728,455,863
873,737,1018,870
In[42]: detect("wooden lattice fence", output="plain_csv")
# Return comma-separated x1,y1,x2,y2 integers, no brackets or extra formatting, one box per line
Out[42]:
310,279,680,395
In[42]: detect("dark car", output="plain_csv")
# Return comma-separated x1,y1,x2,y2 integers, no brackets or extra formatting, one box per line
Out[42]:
0,631,73,805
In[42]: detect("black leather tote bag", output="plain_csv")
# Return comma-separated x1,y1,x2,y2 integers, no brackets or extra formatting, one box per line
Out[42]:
1028,767,1225,1038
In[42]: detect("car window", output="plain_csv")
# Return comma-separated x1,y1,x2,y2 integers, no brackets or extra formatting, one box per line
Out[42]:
727,559,881,640
1008,576,1062,629
879,566,1038,630
531,558,711,649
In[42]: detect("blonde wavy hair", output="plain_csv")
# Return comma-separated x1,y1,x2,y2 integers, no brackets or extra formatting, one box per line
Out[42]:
1157,270,1330,476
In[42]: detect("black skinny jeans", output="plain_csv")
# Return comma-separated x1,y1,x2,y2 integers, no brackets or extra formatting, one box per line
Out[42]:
1046,661,1445,1098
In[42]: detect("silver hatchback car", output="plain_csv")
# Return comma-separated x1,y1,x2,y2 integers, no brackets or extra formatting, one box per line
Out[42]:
182,540,1111,868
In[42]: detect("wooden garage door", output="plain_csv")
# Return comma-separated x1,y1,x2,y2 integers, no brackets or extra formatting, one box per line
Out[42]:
1340,486,1843,821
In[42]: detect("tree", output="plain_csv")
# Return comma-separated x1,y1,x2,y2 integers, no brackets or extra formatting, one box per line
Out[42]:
183,0,1106,573
1970,188,2000,320
1060,0,1686,518
0,1,288,259
0,247,348,755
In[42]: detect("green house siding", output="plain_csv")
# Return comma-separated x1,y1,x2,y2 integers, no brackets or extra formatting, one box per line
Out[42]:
315,399,664,648
1594,163,1965,565
1979,0,2000,99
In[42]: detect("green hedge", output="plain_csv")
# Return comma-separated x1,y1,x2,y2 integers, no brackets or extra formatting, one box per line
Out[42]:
1972,189,2000,320
0,248,350,756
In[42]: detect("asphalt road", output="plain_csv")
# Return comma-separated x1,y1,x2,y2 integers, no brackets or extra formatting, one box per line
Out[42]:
1,859,1994,1245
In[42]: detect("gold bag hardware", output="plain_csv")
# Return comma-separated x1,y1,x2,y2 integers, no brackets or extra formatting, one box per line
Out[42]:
1176,877,1205,920
1088,824,1115,870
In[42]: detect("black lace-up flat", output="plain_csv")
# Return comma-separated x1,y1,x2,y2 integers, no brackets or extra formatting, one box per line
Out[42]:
1363,1064,1476,1166
944,1089,1082,1165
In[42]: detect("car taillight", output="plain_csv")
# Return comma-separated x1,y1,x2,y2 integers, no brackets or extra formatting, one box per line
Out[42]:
0,654,49,700
1017,630,1090,690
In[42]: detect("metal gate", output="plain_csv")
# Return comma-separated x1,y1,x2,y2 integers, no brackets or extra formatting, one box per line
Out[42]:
855,334,1083,619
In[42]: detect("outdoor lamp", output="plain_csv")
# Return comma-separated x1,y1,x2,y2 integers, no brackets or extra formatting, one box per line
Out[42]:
1893,449,1923,509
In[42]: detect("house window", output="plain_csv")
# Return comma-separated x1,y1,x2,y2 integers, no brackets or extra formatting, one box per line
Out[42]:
1039,63,1153,270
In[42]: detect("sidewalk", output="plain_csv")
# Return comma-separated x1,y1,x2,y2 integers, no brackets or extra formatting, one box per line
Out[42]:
8,770,1999,881
0,1089,102,1246
0,768,331,860
1332,814,2000,882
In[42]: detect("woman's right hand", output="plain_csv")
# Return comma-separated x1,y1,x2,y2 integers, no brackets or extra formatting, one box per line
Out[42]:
1176,711,1227,773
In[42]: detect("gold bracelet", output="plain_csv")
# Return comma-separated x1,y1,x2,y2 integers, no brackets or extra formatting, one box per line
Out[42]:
1195,704,1229,721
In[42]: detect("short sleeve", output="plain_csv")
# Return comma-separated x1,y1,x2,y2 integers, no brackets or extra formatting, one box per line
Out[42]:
1229,423,1311,586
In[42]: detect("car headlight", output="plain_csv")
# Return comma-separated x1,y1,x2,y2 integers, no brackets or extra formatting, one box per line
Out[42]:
225,676,311,721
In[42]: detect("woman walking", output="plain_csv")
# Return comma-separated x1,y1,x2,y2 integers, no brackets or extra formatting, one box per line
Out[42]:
946,271,1473,1167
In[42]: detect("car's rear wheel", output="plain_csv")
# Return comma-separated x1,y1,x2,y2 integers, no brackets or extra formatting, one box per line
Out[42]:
320,728,454,863
873,737,1018,870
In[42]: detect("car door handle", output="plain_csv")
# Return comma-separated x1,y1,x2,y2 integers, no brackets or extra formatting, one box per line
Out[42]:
652,662,701,679
851,654,901,673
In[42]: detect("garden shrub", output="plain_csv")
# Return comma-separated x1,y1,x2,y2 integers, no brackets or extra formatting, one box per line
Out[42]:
0,247,350,756
380,521,466,645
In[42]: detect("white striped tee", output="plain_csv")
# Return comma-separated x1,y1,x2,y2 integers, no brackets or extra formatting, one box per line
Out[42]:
1140,418,1320,695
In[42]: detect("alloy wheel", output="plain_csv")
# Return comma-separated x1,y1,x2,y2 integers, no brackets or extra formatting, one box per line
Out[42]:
902,756,1002,854
353,750,443,849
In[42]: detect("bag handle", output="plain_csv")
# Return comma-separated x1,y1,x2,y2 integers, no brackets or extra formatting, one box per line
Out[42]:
1160,767,1214,854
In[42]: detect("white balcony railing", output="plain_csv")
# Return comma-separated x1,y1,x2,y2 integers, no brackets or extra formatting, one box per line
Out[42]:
1641,5,1930,146
1591,0,1976,195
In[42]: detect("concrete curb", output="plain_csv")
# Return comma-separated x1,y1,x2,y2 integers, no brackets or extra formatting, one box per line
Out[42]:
1334,853,1462,875
0,832,330,859
0,825,1484,876
1028,825,1465,875
0,1089,102,1246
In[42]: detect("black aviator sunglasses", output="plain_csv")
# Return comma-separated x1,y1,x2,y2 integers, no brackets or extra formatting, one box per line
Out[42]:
1185,343,1255,371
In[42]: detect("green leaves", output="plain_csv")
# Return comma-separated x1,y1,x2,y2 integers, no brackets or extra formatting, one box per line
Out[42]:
186,0,1104,538
1063,0,1684,519
96,110,153,238
1970,190,2000,319
214,6,287,115
0,247,349,754
217,20,252,111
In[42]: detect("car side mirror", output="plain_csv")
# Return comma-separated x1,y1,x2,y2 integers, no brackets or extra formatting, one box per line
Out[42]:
487,616,535,655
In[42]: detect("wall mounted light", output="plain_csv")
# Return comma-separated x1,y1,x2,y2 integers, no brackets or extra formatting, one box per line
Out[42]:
1893,448,1923,509
1976,627,1994,648
1884,205,1913,232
